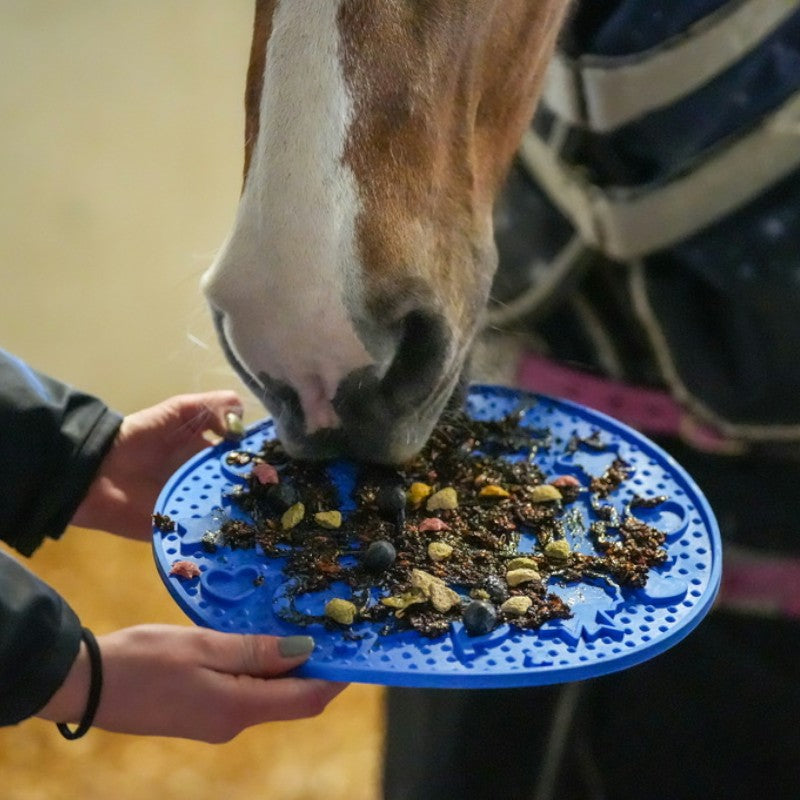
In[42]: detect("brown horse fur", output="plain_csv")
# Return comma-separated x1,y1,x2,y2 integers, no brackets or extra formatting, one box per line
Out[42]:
206,0,570,462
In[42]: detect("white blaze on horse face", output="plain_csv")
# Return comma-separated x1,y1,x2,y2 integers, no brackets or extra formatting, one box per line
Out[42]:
202,0,372,434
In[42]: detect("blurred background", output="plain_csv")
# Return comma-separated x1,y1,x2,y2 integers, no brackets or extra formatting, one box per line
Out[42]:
0,4,383,798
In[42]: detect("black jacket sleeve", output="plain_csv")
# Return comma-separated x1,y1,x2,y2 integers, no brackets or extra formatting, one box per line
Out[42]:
0,348,123,556
0,349,123,725
0,551,82,725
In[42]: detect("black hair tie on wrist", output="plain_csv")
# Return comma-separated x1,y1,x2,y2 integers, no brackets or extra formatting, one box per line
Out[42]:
57,627,103,740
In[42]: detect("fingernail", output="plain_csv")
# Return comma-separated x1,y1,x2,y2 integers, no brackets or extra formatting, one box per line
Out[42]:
224,411,244,440
278,635,315,658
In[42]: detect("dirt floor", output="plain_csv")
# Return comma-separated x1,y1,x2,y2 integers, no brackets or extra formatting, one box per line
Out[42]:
0,4,384,798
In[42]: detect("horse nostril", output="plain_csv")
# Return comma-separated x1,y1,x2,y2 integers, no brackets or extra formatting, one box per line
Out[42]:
258,372,303,415
379,310,449,409
330,309,450,438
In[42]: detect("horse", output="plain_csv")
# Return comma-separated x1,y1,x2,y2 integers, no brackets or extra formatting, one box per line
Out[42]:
201,0,570,464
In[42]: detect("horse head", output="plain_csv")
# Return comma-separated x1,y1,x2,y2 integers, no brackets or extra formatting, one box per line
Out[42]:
202,0,568,463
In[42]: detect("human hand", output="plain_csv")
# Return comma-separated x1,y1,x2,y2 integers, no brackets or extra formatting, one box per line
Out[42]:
37,625,347,742
72,391,244,541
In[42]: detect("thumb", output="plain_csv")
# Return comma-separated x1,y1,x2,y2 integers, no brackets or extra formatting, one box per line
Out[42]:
202,632,317,678
165,390,245,455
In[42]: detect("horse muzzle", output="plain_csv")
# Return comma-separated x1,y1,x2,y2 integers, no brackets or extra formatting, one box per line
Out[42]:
211,307,464,464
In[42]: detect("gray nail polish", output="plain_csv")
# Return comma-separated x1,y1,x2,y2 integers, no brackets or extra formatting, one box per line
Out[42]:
278,635,315,658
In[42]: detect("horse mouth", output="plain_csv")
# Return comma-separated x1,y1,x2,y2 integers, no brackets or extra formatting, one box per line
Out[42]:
211,309,465,463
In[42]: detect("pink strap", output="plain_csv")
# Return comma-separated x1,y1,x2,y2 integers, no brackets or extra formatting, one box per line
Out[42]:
516,353,730,451
718,552,800,618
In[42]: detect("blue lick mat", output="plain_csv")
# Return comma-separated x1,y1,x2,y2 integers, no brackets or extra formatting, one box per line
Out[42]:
152,385,721,688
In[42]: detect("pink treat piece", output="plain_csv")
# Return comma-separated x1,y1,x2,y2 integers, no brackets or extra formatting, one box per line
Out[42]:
252,462,279,485
169,560,201,579
550,475,581,488
418,517,451,533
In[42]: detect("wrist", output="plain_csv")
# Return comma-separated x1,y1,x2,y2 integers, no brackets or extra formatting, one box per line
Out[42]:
36,640,91,724
70,475,110,532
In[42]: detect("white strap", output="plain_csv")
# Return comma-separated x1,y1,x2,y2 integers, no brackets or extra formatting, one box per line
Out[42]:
519,89,800,260
542,0,799,132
